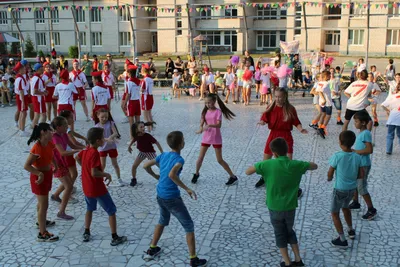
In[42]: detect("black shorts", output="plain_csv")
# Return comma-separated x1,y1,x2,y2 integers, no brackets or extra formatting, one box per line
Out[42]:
255,80,261,85
344,109,371,121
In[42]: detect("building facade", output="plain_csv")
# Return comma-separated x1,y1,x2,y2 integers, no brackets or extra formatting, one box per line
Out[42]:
0,0,399,56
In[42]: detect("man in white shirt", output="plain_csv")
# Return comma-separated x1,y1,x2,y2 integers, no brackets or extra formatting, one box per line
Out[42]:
343,70,373,131
70,59,90,121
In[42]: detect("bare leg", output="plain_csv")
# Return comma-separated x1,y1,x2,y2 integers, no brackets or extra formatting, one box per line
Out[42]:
58,175,73,214
40,113,46,123
111,157,121,179
19,110,27,131
290,243,302,263
80,101,89,117
37,195,49,234
29,103,34,121
109,214,117,234
186,232,196,257
342,119,350,132
46,102,52,121
279,247,291,266
52,102,57,119
215,147,234,177
150,224,165,247
331,212,344,236
195,146,209,175
32,113,40,128
131,156,145,178
342,208,353,228
85,210,93,230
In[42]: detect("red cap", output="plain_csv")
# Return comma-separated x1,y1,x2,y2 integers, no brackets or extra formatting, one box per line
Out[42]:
43,62,49,67
125,58,133,66
13,62,23,72
127,65,138,70
60,69,69,80
104,61,109,66
91,71,103,77
72,59,78,64
142,63,149,70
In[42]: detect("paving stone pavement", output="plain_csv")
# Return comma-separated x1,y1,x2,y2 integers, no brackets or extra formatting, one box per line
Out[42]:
0,89,399,267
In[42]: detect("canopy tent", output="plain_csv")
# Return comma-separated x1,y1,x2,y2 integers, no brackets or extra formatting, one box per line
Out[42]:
0,33,20,43
193,34,212,70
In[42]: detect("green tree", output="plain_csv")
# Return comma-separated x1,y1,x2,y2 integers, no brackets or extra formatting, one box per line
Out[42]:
68,46,78,58
10,42,20,55
24,35,36,57
0,43,7,55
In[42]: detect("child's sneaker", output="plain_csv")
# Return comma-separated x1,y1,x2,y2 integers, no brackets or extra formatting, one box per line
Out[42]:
297,188,303,198
374,121,379,127
336,120,344,125
317,128,326,139
308,124,318,130
348,229,356,239
143,246,162,261
190,257,207,267
331,237,348,248
348,201,361,210
362,208,377,220
225,176,238,186
255,177,265,188
36,220,56,228
118,178,128,186
83,233,90,242
291,260,305,266
130,178,137,187
37,231,59,242
57,212,74,220
51,194,62,203
191,173,200,184
110,235,127,246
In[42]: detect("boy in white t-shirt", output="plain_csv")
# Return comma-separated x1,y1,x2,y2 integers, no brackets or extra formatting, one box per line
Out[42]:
172,69,181,98
223,66,235,104
367,73,382,127
316,71,333,138
381,86,400,155
343,70,373,131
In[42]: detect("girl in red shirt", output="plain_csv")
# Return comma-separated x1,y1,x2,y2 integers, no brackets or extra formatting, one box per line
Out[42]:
255,88,308,188
24,123,59,242
127,121,162,187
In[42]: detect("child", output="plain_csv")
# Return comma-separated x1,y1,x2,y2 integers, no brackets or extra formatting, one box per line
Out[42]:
172,69,181,98
69,59,90,121
328,130,363,248
349,111,377,220
14,62,30,137
95,109,126,186
242,67,253,106
381,84,400,155
332,66,344,125
385,58,396,82
118,59,133,124
302,70,312,98
91,71,111,122
309,73,321,116
214,71,224,95
42,62,57,122
75,127,127,246
254,61,262,99
24,123,59,242
30,63,47,128
192,94,238,185
223,66,235,104
1,76,12,107
191,69,200,97
127,121,162,187
255,88,308,191
180,68,192,96
200,67,215,100
122,65,141,136
53,69,78,116
235,63,244,104
142,131,207,267
260,66,271,105
51,116,81,220
102,61,116,101
367,72,381,126
141,64,155,132
350,65,357,83
245,137,317,267
316,70,334,138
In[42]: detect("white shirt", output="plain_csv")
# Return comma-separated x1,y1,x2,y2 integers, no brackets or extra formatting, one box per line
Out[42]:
126,79,141,100
279,77,288,88
345,80,373,111
30,75,45,96
224,73,235,86
92,85,111,106
329,79,340,100
370,83,381,99
172,74,181,86
357,63,366,72
54,82,78,105
14,75,29,95
381,92,400,126
3,73,11,88
69,71,87,88
202,73,215,85
317,81,332,107
261,73,270,88
141,76,154,95
102,72,115,86
42,72,57,87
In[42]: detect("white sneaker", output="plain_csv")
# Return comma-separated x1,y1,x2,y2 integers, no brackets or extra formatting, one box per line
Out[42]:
20,131,30,137
1,104,4,108
9,103,13,107
69,197,79,204
118,179,128,186
86,116,91,122
121,117,129,124
198,97,203,101
15,122,19,128
108,180,123,187
46,120,51,124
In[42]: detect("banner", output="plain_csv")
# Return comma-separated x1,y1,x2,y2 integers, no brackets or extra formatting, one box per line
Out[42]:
280,40,300,54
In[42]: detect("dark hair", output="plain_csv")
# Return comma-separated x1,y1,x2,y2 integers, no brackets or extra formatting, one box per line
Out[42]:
354,110,370,124
305,70,310,75
395,73,400,77
51,116,67,130
359,70,368,80
166,131,184,150
321,70,330,81
389,59,394,64
130,121,156,139
59,110,74,120
87,127,104,145
27,123,52,145
335,66,341,71
370,65,376,70
96,108,109,117
339,130,356,148
269,137,288,156
201,93,235,121
128,68,136,77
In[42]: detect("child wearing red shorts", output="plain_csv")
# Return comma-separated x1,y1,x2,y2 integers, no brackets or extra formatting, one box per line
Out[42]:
13,62,30,137
24,123,59,242
69,59,90,121
42,62,58,122
255,88,308,194
30,63,48,128
122,65,141,138
91,72,111,123
54,69,78,116
140,64,155,132
102,61,115,101
118,59,132,124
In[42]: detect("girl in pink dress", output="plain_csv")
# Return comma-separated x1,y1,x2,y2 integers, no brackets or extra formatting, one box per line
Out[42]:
192,94,238,186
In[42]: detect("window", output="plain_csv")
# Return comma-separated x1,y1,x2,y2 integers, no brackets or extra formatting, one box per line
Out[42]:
200,31,221,45
119,7,129,21
11,32,19,40
325,31,340,45
294,6,302,35
388,6,400,17
79,32,87,46
326,6,341,20
200,31,237,51
75,10,85,23
200,6,212,19
119,32,131,46
50,10,59,24
223,31,237,51
176,5,182,36
12,11,21,24
225,8,238,18
36,33,47,46
149,8,157,21
348,29,364,45
35,11,45,24
0,11,7,25
387,30,400,45
91,32,102,46
52,32,60,46
90,9,101,22
256,31,286,49
350,6,366,17
256,7,286,20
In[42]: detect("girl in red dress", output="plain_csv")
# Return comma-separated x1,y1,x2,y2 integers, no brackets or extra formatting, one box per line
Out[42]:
255,87,308,189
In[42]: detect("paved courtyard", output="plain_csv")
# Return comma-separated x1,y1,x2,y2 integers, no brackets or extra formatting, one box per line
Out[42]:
0,89,399,267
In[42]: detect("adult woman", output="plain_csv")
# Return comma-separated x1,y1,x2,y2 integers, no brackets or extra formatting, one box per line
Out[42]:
188,56,197,76
174,56,184,73
165,58,174,77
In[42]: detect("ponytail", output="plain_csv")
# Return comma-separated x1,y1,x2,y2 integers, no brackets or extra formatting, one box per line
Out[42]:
202,93,235,121
27,123,52,145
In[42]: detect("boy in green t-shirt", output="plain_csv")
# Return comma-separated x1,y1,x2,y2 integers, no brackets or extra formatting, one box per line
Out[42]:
246,138,318,267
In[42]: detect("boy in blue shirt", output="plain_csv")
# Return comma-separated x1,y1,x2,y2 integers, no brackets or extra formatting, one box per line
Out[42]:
143,131,207,267
348,111,377,220
328,130,364,248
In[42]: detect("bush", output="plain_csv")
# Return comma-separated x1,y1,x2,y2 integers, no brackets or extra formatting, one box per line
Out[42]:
10,42,20,55
68,46,78,59
38,50,44,57
24,35,36,57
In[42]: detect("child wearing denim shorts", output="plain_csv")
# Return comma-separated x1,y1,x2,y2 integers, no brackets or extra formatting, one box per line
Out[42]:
75,127,127,246
246,138,317,267
143,131,207,267
328,130,363,248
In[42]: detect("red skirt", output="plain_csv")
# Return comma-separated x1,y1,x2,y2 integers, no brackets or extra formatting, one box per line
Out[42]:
264,130,294,155
16,94,29,111
141,94,154,111
45,86,56,103
32,96,47,114
57,103,74,115
106,85,114,99
127,99,141,116
30,169,53,195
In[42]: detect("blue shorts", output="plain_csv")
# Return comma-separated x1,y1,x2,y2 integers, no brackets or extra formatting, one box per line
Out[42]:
332,98,342,111
330,189,356,213
85,192,117,216
320,106,333,116
157,196,194,233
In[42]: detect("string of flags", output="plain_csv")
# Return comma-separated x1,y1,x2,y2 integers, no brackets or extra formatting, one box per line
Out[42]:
5,2,400,13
